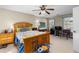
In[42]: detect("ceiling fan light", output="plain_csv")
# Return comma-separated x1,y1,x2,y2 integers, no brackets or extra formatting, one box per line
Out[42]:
42,11,45,14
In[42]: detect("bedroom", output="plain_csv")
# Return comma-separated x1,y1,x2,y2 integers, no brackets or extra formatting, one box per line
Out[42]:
0,5,78,53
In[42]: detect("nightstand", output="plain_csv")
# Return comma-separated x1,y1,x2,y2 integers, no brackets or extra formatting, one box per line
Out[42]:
0,33,14,45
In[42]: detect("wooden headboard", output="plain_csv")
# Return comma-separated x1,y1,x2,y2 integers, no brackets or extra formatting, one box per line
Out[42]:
14,22,32,34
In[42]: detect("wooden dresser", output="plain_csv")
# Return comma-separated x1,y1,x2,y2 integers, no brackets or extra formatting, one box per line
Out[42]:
0,33,14,45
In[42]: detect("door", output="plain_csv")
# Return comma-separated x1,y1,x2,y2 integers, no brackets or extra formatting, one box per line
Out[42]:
73,6,79,52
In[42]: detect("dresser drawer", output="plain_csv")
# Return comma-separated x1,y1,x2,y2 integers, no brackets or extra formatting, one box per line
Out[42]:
0,33,14,38
0,33,14,44
0,39,6,44
0,37,14,44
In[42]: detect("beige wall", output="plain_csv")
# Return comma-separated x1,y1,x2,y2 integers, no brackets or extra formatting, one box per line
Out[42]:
0,8,38,30
54,15,62,26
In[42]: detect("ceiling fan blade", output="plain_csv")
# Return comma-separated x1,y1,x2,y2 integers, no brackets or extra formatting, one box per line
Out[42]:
46,8,54,10
45,11,50,14
39,12,41,15
32,9,40,11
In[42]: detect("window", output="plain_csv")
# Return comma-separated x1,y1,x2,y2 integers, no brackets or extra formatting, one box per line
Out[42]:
63,17,73,30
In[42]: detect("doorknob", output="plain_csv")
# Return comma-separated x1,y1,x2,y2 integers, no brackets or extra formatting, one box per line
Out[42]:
73,31,76,33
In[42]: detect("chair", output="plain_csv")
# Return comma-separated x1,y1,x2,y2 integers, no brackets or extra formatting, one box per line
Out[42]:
50,28,55,34
54,26,62,36
62,29,71,39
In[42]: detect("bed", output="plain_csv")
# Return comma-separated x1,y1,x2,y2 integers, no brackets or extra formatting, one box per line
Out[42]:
14,22,50,53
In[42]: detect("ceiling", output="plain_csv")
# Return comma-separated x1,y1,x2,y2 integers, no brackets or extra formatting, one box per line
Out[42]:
0,5,78,18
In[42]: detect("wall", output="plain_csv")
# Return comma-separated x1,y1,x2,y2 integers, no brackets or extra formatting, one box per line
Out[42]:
49,19,54,29
54,15,63,26
0,8,37,30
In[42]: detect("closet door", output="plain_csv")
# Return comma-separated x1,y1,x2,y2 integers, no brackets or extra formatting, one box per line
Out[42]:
73,6,79,52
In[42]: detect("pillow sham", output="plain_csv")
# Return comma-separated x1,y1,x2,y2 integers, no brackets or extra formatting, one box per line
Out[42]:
16,27,31,32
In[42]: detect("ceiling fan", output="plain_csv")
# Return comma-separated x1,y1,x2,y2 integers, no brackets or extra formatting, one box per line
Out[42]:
32,5,54,15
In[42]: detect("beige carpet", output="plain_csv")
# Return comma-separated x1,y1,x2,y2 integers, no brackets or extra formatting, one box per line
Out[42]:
0,35,73,53
0,44,17,53
50,35,73,53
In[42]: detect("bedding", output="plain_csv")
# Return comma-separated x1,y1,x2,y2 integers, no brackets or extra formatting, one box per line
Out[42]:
14,33,24,53
15,31,46,43
14,37,24,53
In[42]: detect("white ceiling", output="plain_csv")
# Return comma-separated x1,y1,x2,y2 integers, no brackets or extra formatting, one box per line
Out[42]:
0,5,78,18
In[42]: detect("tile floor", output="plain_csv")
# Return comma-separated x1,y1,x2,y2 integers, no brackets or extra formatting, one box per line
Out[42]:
0,35,73,53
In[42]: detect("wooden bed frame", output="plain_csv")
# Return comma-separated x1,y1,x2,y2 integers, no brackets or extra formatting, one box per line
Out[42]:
13,21,50,53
